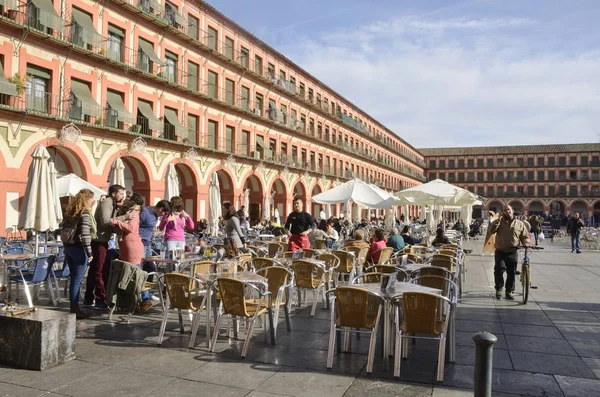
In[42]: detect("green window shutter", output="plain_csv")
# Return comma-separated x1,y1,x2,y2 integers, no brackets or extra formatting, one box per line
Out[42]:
186,61,198,91
225,79,234,105
225,125,234,153
207,120,217,149
207,71,217,99
187,114,197,145
27,65,51,79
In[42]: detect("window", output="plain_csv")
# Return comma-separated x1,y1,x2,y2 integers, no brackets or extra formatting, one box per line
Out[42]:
527,158,534,166
163,107,180,141
164,51,177,83
537,157,544,166
207,26,217,51
581,186,589,196
527,186,534,196
458,172,465,182
548,186,555,196
69,79,99,122
581,156,588,166
477,186,484,196
527,171,534,181
569,185,578,196
497,158,504,166
487,171,493,181
268,99,276,121
240,46,249,68
477,171,484,181
26,65,50,113
429,160,436,168
497,186,504,196
448,173,455,181
439,172,446,180
280,104,287,125
291,146,298,165
225,78,234,105
225,36,234,59
255,94,263,116
570,171,577,180
537,186,545,196
136,99,160,136
71,8,96,50
105,90,129,129
592,156,600,165
428,172,436,181
187,114,198,145
477,159,484,168
107,25,124,62
448,159,455,168
254,55,263,75
548,170,555,181
487,186,494,196
559,170,566,181
439,160,446,168
187,61,198,91
187,15,199,40
241,130,249,156
467,172,474,181
308,88,313,102
267,63,275,79
537,170,544,180
240,86,249,111
558,185,566,195
137,38,158,73
467,159,474,168
207,70,217,99
487,158,494,167
225,125,234,153
458,159,464,168
558,156,566,166
548,157,555,166
207,120,217,149
569,156,577,166
316,93,321,107
165,2,182,27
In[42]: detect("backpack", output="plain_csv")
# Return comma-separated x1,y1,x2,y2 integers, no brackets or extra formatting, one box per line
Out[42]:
59,215,80,244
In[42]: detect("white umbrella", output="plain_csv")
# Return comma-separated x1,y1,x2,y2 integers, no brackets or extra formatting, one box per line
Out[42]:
18,146,59,253
274,208,280,225
312,178,403,209
165,164,180,199
56,174,106,199
108,158,125,188
262,194,270,221
397,179,478,207
48,161,63,225
243,188,250,218
325,204,331,219
208,173,221,236
353,203,361,222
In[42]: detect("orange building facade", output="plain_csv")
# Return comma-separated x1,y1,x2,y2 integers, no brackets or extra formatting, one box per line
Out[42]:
421,144,600,222
0,0,425,230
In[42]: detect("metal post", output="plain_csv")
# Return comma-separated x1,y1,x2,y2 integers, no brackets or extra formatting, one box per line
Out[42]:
473,332,497,397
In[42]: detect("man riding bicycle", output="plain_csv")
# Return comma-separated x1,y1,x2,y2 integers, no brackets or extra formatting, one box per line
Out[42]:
485,205,530,300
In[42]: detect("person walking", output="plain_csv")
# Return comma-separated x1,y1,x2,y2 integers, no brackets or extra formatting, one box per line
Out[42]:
223,202,246,250
284,198,314,251
84,184,125,309
567,212,584,254
529,215,542,246
62,189,95,319
485,205,530,300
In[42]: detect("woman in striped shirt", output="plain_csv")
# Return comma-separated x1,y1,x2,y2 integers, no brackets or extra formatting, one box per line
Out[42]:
63,189,95,319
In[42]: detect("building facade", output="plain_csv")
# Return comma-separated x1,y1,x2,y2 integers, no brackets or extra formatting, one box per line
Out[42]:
420,144,600,222
0,0,425,230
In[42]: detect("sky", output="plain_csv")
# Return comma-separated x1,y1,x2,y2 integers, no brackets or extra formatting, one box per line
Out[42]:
206,0,600,148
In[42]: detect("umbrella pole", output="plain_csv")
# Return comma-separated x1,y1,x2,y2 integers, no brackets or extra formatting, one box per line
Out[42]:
35,232,39,255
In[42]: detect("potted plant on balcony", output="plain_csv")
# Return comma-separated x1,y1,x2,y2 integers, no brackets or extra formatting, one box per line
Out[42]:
95,118,103,126
7,7,20,22
131,124,141,133
7,72,27,107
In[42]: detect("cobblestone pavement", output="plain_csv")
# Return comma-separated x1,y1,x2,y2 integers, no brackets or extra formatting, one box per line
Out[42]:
1,239,599,396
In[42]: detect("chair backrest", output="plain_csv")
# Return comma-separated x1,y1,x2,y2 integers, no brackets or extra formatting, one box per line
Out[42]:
30,255,52,283
353,272,384,284
438,249,458,258
374,247,394,266
401,292,444,335
369,265,396,274
412,275,453,298
211,244,225,253
303,248,319,258
396,268,410,282
430,255,455,271
332,250,355,273
267,242,285,257
407,253,423,264
252,257,275,271
236,254,253,271
279,251,294,259
164,273,197,310
415,266,453,280
291,260,322,289
335,287,382,329
313,239,327,250
3,247,24,255
192,260,214,275
345,246,368,268
216,277,249,317
259,266,291,304
318,253,340,272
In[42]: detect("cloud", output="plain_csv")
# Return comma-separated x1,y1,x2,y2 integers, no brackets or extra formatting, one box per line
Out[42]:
277,14,600,148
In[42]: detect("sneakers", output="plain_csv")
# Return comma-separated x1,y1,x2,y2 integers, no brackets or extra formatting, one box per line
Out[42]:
137,301,153,314
495,290,502,299
576,250,581,254
571,249,574,253
505,291,515,300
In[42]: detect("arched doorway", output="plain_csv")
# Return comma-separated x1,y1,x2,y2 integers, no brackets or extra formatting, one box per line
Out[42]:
570,200,587,217
293,181,306,210
508,201,524,216
215,169,235,207
594,201,600,225
486,200,504,214
243,174,264,225
549,200,566,218
528,200,544,215
311,184,323,217
121,156,151,204
271,178,287,223
47,145,87,178
174,163,198,218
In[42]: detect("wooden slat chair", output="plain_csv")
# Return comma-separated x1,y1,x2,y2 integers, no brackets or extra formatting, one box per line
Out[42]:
210,278,272,357
370,247,394,267
331,250,357,285
406,253,424,264
157,273,207,348
257,266,293,341
302,248,320,259
345,246,369,271
291,260,327,316
393,292,452,381
267,242,285,258
326,286,383,374
279,251,295,259
235,254,253,271
251,257,279,272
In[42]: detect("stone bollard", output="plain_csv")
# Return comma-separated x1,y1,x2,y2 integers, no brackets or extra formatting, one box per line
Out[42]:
472,332,497,397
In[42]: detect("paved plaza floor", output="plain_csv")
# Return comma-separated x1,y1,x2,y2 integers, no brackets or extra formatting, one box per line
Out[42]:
1,239,599,396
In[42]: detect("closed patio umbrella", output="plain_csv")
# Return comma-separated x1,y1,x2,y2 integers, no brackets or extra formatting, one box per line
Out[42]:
48,161,63,225
262,194,270,221
208,173,221,236
108,158,125,188
243,188,250,218
165,164,180,199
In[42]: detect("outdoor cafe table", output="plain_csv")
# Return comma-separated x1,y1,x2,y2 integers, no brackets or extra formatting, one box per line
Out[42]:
349,282,442,365
195,271,272,348
142,253,210,273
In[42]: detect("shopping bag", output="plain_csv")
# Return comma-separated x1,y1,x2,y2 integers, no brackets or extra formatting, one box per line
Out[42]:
539,232,545,243
482,233,496,255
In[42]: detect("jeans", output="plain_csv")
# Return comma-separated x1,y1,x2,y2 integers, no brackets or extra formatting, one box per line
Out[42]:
64,246,88,311
494,250,518,293
166,240,185,252
532,230,539,245
571,233,580,251
141,244,154,302
84,242,109,305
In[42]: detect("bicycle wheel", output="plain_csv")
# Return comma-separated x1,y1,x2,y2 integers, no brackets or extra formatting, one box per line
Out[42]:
522,263,529,304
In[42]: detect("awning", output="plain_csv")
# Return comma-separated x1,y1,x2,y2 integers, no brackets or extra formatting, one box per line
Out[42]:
106,91,134,122
138,39,163,64
30,0,64,33
70,80,101,117
137,101,160,123
256,135,266,149
0,62,17,96
107,25,125,37
163,107,187,137
27,65,51,80
71,8,101,46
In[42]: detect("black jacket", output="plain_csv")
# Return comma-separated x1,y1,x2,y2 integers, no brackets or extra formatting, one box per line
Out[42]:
567,217,584,235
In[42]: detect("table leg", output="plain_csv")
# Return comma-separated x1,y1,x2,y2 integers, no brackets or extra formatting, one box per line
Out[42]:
268,308,275,344
382,301,390,370
206,287,212,348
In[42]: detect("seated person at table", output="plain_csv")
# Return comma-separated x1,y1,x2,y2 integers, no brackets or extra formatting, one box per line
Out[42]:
400,226,423,245
309,227,328,248
432,228,451,246
367,228,387,264
386,227,406,253
326,221,339,248
344,229,370,250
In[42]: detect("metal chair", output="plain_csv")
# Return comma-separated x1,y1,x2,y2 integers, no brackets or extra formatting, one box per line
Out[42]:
236,254,253,271
251,257,279,272
326,286,383,374
393,292,452,382
266,242,285,258
371,247,394,266
257,266,293,341
279,251,295,259
331,250,357,285
302,248,320,258
157,273,207,348
344,246,368,271
291,259,327,316
313,239,327,250
210,277,272,358
317,253,340,289
49,255,68,303
8,255,55,306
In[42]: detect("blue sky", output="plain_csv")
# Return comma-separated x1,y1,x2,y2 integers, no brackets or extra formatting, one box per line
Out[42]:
206,0,600,148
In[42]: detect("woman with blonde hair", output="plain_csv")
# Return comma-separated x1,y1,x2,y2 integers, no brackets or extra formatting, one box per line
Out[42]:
61,188,96,319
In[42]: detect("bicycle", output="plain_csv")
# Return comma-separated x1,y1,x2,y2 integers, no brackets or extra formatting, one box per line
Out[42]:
518,246,541,304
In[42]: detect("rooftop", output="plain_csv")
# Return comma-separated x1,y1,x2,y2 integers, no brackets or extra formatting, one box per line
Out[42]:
418,143,600,157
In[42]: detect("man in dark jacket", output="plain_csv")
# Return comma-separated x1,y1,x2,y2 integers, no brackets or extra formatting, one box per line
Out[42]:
567,213,584,254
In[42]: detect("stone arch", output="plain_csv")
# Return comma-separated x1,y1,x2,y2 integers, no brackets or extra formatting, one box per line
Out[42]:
173,162,199,218
549,199,567,218
45,145,89,180
569,200,588,217
508,200,525,216
242,174,265,225
269,178,288,222
486,199,504,214
292,180,307,209
213,169,235,207
311,184,323,218
527,200,544,215
119,156,152,205
593,200,600,225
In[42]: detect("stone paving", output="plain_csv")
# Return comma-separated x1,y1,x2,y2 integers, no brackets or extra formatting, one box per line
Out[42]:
1,239,599,396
